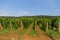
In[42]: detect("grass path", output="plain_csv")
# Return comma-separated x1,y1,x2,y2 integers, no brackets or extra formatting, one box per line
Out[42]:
24,22,33,34
36,25,53,40
21,22,33,40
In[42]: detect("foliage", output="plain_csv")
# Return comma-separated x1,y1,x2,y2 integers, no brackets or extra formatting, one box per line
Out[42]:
47,29,60,37
22,18,33,28
0,16,60,31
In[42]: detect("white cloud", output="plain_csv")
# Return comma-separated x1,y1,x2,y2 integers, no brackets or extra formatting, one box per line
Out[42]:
0,12,8,16
17,11,30,16
0,11,30,16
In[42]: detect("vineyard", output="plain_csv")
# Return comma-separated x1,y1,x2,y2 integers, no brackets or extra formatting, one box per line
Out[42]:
0,16,60,40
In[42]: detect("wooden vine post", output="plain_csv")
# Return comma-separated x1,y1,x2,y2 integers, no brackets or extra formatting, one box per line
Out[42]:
35,20,36,31
21,19,24,30
58,22,60,32
0,22,2,29
46,22,48,32
10,21,12,30
35,19,37,31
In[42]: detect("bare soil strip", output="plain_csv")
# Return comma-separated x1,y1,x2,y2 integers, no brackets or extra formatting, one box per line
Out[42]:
0,23,56,40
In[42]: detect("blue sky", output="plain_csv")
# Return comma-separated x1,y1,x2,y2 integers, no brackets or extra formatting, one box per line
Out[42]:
0,0,60,16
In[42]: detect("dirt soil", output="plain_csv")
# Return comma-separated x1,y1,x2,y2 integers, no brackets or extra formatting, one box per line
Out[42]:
53,37,60,40
0,23,59,40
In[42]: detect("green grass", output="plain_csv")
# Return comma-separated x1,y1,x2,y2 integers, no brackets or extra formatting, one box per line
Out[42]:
28,29,40,36
0,28,10,35
0,27,17,35
47,29,60,37
15,27,31,35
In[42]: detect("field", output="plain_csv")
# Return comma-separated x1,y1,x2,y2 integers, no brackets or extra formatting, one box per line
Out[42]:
0,16,60,40
0,25,52,40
